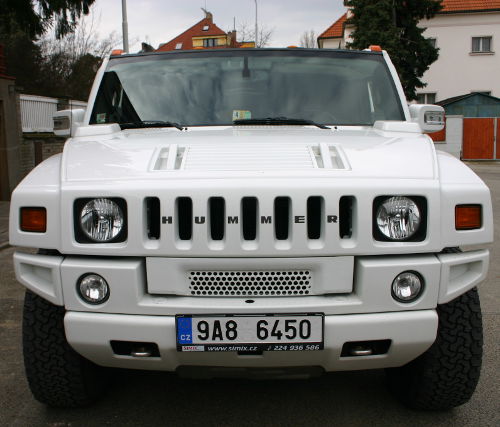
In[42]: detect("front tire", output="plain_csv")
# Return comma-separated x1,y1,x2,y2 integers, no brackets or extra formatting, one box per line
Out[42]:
386,287,483,410
23,290,109,407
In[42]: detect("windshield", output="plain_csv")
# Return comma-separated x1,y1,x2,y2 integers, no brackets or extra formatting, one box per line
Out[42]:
90,49,405,127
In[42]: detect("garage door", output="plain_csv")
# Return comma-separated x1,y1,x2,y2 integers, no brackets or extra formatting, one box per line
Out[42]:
462,118,496,160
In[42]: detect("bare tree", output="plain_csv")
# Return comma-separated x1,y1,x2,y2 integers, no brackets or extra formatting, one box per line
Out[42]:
237,22,274,47
36,9,120,99
39,12,119,63
300,30,317,48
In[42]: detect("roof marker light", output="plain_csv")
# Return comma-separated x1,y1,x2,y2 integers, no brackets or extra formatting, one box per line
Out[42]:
369,45,382,52
111,49,124,56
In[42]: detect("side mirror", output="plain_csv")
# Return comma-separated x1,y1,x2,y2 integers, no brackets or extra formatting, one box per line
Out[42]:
409,104,445,133
53,109,86,137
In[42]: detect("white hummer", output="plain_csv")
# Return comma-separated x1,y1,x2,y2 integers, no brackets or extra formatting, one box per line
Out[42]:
10,48,492,409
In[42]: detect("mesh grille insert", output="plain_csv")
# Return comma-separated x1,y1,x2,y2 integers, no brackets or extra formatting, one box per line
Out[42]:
188,270,312,297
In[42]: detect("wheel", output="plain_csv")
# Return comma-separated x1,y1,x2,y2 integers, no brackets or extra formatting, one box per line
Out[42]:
386,287,483,410
23,290,109,407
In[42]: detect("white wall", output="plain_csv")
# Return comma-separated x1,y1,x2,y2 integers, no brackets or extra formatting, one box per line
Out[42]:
434,115,463,158
420,12,500,101
321,38,345,49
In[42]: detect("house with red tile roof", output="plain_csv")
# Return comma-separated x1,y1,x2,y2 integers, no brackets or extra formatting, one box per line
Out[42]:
156,10,255,52
317,0,500,101
317,12,348,49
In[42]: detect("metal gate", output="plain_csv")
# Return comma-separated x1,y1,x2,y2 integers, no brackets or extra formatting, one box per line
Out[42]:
462,118,498,160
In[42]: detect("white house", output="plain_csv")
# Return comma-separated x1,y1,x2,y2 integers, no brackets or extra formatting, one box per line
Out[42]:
317,0,500,103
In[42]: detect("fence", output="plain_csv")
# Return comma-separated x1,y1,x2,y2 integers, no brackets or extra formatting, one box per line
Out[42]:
20,94,87,133
432,115,500,160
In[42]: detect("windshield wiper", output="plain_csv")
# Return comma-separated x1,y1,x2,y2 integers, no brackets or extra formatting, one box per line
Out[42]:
233,117,330,130
119,120,184,131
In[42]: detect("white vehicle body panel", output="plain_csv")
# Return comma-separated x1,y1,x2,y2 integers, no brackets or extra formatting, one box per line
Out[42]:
64,310,438,371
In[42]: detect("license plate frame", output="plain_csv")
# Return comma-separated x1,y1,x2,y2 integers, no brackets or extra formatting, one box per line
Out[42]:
176,313,324,352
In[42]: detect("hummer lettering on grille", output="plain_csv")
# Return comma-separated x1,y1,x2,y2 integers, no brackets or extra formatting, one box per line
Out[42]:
161,214,338,225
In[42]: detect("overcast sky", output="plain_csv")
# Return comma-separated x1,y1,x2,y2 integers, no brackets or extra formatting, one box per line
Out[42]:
85,0,346,51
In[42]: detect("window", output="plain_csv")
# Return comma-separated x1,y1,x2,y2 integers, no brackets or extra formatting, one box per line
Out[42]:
91,50,406,127
417,93,436,104
428,38,437,48
203,38,217,47
175,43,183,50
203,25,209,31
472,36,492,53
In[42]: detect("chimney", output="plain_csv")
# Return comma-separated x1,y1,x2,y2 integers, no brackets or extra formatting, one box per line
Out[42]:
227,30,237,47
201,8,213,22
140,42,155,53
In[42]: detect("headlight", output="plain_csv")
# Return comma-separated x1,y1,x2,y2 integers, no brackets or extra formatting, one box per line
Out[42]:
80,198,124,242
376,196,421,240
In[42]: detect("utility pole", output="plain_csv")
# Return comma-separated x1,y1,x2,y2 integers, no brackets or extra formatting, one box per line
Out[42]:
122,0,129,53
254,0,258,47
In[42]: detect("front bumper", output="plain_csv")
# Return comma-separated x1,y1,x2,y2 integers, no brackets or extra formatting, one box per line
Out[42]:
14,250,489,312
14,249,489,372
64,310,438,372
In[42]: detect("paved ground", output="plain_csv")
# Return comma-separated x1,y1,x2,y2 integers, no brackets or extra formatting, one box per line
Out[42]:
0,163,499,426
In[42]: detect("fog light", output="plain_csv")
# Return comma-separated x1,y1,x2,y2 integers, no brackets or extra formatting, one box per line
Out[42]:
77,274,109,304
391,271,423,303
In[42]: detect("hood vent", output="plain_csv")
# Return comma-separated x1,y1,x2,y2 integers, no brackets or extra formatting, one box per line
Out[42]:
152,143,347,171
154,144,186,170
311,144,345,169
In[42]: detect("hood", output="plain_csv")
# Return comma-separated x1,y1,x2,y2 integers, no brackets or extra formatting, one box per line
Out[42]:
62,126,438,182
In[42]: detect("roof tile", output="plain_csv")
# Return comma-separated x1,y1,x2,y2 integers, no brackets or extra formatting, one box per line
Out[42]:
318,13,347,39
441,0,500,12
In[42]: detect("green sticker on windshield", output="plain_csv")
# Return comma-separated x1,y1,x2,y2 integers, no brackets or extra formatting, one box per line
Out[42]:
232,110,251,121
96,113,107,124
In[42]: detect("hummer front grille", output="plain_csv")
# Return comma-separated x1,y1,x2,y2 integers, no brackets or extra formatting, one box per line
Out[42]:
145,195,354,249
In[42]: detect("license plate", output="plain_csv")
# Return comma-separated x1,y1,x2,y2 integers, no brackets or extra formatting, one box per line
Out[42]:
176,314,324,352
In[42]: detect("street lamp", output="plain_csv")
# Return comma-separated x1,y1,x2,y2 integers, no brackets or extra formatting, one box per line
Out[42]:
122,0,129,53
254,0,258,47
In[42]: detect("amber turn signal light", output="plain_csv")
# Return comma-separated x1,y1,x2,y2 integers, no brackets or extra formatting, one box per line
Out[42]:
20,207,47,233
455,205,481,230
